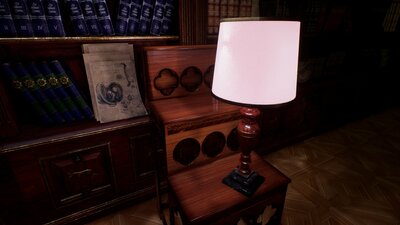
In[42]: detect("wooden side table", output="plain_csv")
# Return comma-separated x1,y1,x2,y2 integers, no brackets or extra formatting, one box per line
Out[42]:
168,152,291,225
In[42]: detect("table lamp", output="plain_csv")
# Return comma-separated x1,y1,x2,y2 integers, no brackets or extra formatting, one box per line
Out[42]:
212,19,300,196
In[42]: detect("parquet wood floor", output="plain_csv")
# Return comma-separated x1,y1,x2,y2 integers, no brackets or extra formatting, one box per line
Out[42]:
87,107,400,225
266,107,400,225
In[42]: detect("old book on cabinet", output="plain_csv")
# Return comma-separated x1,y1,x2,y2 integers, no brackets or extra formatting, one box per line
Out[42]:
82,43,147,123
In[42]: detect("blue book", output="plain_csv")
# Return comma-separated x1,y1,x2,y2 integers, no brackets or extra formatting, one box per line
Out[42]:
26,0,50,36
138,0,155,35
42,0,66,36
38,61,85,120
26,62,75,123
93,0,114,35
9,0,35,37
160,0,175,35
149,0,165,36
49,60,94,119
79,0,102,35
1,63,53,125
0,0,17,37
126,0,142,35
13,62,65,124
114,0,131,35
65,0,89,35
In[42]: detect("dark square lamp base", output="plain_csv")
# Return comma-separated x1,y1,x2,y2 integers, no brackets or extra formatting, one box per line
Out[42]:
222,169,265,197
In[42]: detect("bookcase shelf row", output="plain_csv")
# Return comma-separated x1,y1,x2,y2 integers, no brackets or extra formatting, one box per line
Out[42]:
0,35,179,44
0,115,151,154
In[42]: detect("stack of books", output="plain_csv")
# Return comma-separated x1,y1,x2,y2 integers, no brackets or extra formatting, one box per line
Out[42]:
0,61,94,125
0,0,66,37
0,0,177,37
82,43,147,123
383,0,400,32
207,0,254,35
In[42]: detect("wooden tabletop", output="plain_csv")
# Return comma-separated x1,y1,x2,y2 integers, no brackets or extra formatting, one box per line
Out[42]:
168,152,291,224
149,93,240,125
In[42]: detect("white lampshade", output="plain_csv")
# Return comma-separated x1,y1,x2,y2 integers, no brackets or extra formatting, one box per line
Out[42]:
212,20,301,105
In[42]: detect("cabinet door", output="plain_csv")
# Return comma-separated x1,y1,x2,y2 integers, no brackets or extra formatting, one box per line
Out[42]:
130,129,163,191
40,143,114,208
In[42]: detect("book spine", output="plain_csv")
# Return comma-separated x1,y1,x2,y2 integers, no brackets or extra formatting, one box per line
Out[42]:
219,0,228,21
13,63,66,124
385,1,396,32
227,0,239,18
160,0,174,35
0,0,17,37
26,62,76,122
1,63,54,125
114,0,131,35
49,60,94,119
43,0,66,36
239,0,251,17
38,61,85,120
26,0,50,36
138,0,154,35
9,0,35,37
391,1,400,32
149,0,165,36
93,0,114,35
79,0,102,35
207,0,215,35
126,0,142,35
64,0,89,35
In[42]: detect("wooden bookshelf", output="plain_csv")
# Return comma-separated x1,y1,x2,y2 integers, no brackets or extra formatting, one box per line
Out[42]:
0,1,194,225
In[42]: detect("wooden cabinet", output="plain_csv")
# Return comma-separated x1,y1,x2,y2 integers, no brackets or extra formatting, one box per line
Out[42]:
0,1,188,224
0,118,159,225
0,36,176,225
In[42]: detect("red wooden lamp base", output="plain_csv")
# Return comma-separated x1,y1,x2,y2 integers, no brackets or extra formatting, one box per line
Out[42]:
222,107,265,196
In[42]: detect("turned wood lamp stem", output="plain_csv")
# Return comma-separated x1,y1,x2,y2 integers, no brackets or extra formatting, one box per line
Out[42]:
237,107,261,176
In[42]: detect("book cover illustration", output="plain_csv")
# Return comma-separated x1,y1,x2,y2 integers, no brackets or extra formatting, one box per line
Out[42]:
82,42,132,119
89,60,147,123
0,0,17,37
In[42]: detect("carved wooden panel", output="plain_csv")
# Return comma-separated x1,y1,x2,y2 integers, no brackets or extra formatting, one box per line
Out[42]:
166,119,240,174
39,143,114,208
149,92,241,174
144,45,216,100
